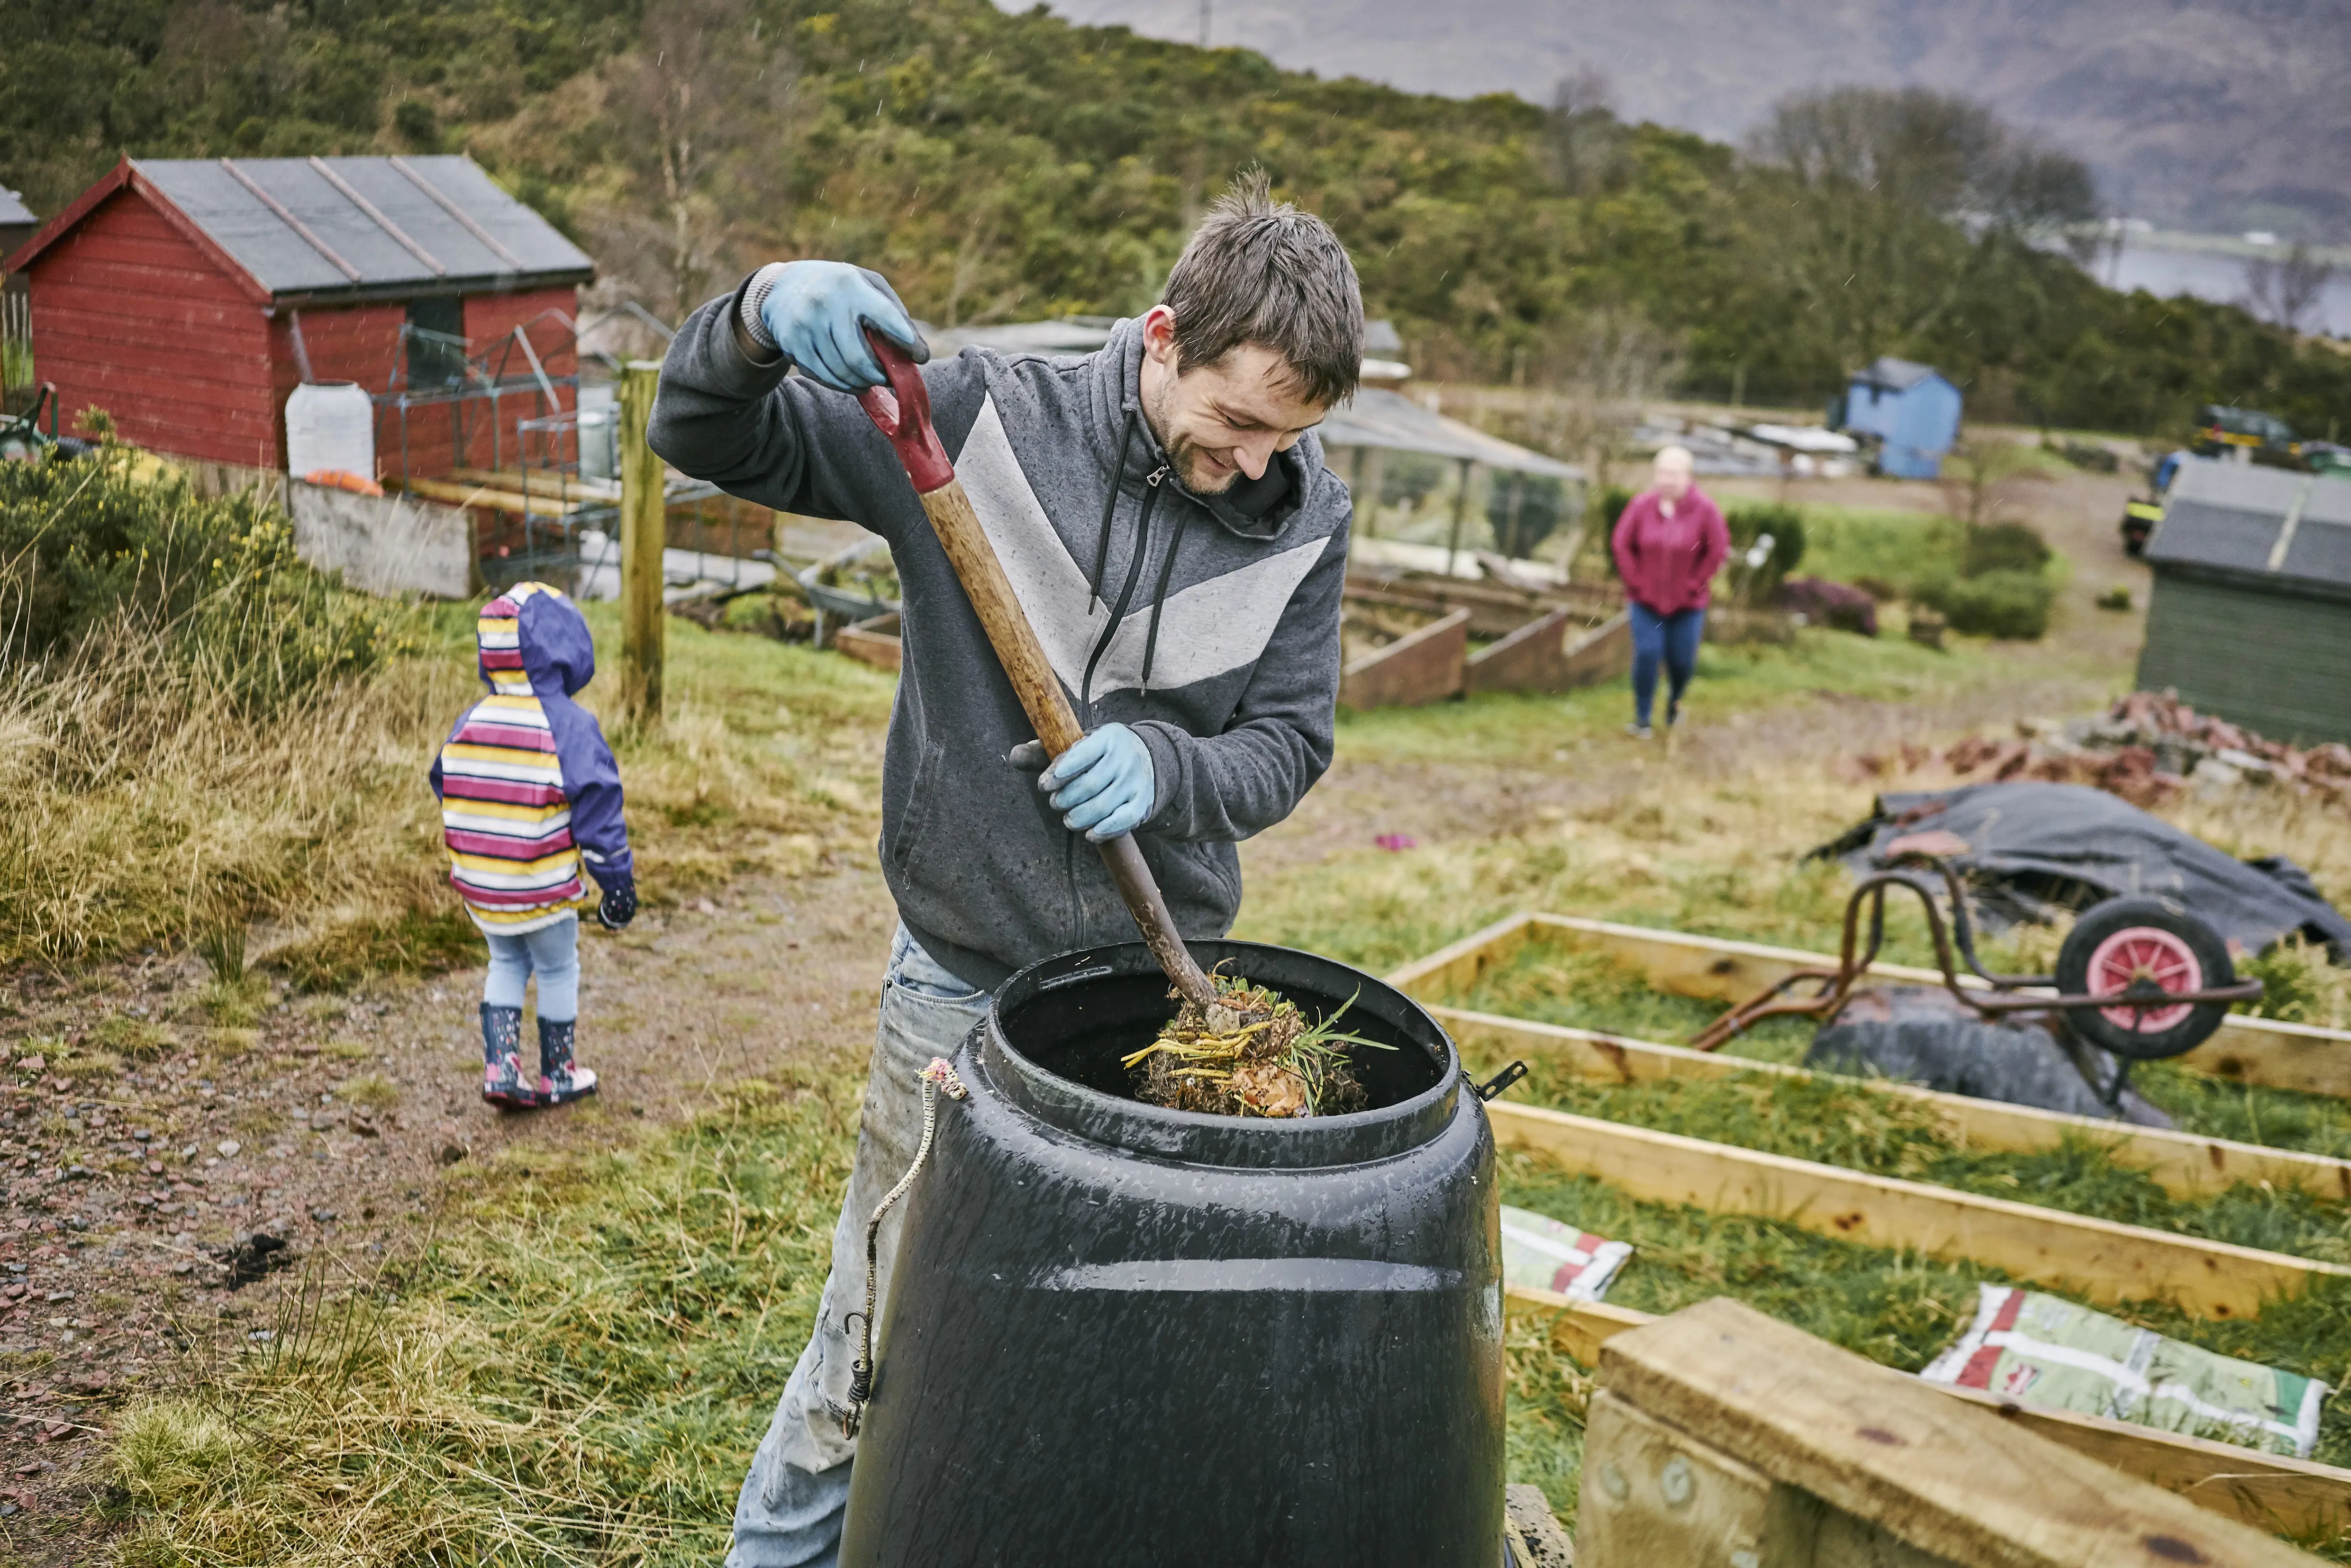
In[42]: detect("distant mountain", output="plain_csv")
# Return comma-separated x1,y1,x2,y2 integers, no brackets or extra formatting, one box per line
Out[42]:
1032,0,2351,240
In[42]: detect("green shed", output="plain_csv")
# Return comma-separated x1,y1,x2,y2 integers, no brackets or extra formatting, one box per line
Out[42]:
2137,456,2351,744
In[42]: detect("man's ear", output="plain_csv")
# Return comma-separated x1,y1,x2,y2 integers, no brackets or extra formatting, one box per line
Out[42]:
1140,303,1179,367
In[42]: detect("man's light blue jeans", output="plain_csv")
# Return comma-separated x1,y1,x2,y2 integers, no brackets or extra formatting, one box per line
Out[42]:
726,924,991,1568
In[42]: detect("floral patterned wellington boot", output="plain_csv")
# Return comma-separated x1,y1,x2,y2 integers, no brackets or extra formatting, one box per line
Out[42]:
537,1017,598,1106
481,1004,534,1107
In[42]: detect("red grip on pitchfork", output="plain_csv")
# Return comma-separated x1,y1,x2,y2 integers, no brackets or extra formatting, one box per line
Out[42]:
855,330,955,495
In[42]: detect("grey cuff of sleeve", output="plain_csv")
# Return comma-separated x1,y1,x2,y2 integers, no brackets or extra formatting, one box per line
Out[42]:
739,263,791,352
1129,720,1187,833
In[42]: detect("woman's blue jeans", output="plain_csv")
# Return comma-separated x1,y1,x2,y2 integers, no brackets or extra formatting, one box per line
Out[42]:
1629,603,1705,728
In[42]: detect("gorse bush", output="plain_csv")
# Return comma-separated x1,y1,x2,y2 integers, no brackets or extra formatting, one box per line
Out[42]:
1912,568,2056,640
0,447,395,714
1960,520,2052,578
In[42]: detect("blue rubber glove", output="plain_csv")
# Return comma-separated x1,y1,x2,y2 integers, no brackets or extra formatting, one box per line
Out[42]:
755,261,929,394
1008,724,1156,841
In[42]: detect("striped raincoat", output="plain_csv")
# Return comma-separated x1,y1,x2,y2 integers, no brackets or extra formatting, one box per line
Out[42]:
429,583,632,933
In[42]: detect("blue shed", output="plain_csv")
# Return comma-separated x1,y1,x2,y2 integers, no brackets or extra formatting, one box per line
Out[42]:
1835,356,1963,480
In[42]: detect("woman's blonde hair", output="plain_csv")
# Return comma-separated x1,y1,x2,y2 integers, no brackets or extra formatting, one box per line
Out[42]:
1654,444,1695,471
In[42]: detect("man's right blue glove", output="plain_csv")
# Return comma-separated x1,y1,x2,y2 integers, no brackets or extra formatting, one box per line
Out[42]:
751,261,929,394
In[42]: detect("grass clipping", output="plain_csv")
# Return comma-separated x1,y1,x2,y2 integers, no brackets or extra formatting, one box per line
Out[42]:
1123,976,1388,1118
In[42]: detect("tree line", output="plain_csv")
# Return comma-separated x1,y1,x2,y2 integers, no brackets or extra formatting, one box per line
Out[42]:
5,0,2345,436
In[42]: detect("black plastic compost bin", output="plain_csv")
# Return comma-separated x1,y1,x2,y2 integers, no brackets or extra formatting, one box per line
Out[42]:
836,939,1504,1568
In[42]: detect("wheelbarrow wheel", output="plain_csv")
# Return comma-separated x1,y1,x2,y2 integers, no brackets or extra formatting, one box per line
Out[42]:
2055,897,2235,1060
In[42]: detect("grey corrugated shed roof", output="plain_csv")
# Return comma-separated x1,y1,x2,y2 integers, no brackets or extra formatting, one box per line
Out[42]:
2146,454,2351,596
1851,355,1944,392
0,187,33,227
131,156,590,301
1322,388,1582,480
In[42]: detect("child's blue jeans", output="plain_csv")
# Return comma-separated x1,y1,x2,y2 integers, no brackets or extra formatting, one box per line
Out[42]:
1629,603,1705,728
482,914,580,1023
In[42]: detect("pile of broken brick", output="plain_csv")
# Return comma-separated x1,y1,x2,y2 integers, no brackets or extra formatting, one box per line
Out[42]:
1939,691,2351,807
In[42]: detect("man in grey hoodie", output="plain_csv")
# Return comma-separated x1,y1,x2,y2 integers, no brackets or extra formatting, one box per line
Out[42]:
649,173,1362,1567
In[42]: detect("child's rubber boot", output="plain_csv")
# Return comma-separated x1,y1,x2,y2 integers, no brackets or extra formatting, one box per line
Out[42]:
537,1016,598,1106
481,1004,535,1108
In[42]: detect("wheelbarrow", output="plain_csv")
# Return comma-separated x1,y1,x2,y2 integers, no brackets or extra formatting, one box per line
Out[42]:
1690,848,2264,1103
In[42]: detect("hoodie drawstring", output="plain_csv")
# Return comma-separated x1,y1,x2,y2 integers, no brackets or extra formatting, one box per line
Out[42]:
1080,462,1167,707
1089,409,1139,604
1138,507,1191,695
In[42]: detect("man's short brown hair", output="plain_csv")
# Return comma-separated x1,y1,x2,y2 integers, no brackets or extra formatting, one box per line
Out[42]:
1162,169,1364,408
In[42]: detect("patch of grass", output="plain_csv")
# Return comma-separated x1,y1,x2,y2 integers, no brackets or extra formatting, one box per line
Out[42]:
104,1072,856,1566
92,1014,172,1061
323,1040,374,1063
231,1106,287,1141
340,1075,399,1114
266,906,483,994
112,1400,252,1514
52,1047,121,1083
2242,935,2351,1029
198,975,268,1028
204,1026,261,1057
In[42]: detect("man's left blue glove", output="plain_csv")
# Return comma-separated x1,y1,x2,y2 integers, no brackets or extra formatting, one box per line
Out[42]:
746,260,928,394
1007,724,1156,842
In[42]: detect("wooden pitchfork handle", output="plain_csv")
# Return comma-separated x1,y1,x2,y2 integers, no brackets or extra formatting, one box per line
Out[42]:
853,330,1222,1015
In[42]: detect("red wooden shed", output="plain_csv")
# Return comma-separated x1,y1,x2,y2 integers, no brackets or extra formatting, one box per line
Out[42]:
3,155,594,480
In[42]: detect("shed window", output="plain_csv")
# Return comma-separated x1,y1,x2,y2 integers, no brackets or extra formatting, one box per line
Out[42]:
405,296,469,389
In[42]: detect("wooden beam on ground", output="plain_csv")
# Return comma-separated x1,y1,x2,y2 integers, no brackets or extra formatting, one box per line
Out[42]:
617,361,665,724
1505,1287,2351,1538
1592,1298,2317,1566
1440,1006,2351,1201
1487,1099,2350,1318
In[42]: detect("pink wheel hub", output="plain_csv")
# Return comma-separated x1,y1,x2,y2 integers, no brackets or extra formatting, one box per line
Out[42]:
2084,925,2202,1033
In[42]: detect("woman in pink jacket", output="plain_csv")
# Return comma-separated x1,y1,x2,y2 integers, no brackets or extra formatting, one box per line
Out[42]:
1609,444,1730,738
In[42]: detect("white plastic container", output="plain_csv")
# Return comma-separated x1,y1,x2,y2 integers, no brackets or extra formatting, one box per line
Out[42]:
285,381,376,482
577,382,619,482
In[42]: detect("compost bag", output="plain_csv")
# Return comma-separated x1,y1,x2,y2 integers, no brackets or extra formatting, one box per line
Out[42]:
1815,781,2351,957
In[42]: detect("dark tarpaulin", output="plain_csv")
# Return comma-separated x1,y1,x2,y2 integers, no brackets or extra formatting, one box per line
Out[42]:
1814,781,2351,958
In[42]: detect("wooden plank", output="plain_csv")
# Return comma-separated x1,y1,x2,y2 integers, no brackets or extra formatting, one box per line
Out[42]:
1381,911,1538,998
1339,605,1468,708
1576,1388,1797,1568
1438,1006,2351,1201
1559,608,1633,688
1507,913,2351,1101
1929,1381,2351,1541
395,476,589,516
1505,1287,2351,1538
1598,1298,2318,1566
834,614,902,672
1487,1099,2351,1318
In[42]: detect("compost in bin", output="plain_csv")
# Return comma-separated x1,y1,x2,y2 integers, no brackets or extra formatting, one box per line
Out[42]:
835,938,1505,1568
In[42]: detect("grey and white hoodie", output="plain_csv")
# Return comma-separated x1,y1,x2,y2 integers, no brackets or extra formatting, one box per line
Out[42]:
649,280,1351,989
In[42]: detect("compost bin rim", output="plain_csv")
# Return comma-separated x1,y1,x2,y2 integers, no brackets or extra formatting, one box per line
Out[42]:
982,938,1466,1169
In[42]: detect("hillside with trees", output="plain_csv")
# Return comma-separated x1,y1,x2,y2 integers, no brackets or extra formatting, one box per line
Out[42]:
5,0,2347,434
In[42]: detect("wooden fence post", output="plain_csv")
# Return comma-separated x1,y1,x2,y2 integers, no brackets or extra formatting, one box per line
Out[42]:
617,360,665,724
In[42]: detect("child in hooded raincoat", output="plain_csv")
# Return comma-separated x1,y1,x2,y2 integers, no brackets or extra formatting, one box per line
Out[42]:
429,582,635,1107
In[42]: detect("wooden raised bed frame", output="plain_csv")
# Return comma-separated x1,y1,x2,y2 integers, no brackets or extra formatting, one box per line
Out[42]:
1381,914,2351,1537
1578,1297,2324,1563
